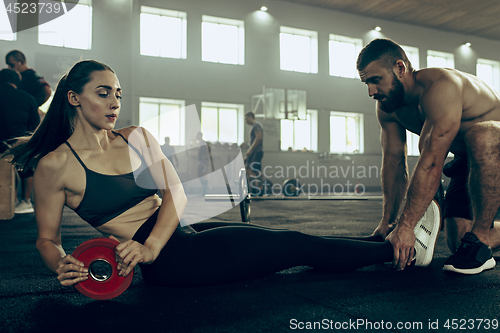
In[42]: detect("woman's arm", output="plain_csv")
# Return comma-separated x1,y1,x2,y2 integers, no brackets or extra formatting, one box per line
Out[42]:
34,153,88,285
114,127,188,276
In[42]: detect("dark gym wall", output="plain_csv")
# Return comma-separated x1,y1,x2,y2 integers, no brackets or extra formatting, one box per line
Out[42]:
2,0,500,191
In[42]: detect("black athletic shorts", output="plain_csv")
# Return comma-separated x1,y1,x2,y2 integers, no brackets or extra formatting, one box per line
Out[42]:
442,155,472,220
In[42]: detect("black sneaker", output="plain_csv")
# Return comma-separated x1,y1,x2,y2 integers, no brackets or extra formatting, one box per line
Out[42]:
443,232,496,274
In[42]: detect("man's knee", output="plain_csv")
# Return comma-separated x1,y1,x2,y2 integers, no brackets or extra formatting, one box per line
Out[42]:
465,121,500,153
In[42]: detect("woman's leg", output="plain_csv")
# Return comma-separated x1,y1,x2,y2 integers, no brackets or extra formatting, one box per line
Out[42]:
139,222,393,287
191,221,384,242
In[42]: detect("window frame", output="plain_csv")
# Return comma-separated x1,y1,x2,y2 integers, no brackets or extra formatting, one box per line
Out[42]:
140,6,187,59
139,97,186,146
201,15,245,65
329,34,363,78
280,26,318,74
38,0,92,50
201,102,245,144
400,45,420,70
280,110,318,151
427,50,455,69
477,58,500,92
329,111,364,154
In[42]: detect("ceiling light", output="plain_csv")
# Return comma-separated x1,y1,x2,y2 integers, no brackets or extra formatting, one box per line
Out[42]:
260,6,268,11
464,42,471,47
374,26,382,32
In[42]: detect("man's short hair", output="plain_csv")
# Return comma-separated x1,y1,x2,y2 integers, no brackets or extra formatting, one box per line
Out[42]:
356,39,412,72
245,111,255,119
0,68,21,87
5,50,26,64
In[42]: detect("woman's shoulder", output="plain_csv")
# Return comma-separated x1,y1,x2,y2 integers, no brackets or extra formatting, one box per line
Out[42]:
37,144,72,174
113,126,141,140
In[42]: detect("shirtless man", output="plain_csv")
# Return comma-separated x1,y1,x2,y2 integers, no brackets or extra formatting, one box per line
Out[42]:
356,38,500,274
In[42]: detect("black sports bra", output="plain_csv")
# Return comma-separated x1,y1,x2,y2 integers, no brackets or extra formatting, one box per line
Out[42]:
65,132,158,228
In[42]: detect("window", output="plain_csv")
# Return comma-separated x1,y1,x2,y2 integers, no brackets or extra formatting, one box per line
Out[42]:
201,103,244,143
427,50,454,68
140,6,187,59
477,58,500,92
330,112,364,153
139,98,185,146
401,45,419,70
329,35,363,78
281,110,318,151
406,131,420,156
38,0,92,50
280,26,318,74
202,15,244,65
0,3,16,41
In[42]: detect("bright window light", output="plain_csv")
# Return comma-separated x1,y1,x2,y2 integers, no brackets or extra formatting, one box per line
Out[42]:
140,6,187,59
201,102,245,143
401,45,420,70
139,97,186,145
330,111,364,153
477,58,500,92
427,50,454,69
329,34,363,78
280,110,318,151
280,26,318,74
202,15,244,65
38,0,92,50
406,131,420,156
0,3,16,41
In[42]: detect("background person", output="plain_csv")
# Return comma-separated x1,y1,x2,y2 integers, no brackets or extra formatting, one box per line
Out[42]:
161,136,178,169
244,111,264,196
0,68,40,214
6,50,52,117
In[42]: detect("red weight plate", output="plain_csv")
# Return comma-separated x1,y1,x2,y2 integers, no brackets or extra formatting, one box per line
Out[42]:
72,237,133,300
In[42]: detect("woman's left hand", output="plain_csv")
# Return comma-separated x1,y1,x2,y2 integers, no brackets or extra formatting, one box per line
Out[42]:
110,236,155,277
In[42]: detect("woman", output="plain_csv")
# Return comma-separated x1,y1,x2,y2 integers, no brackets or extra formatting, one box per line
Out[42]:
6,60,440,288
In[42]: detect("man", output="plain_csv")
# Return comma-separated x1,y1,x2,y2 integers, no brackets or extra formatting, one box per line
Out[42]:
356,38,500,275
0,68,40,214
6,50,51,108
161,136,178,169
244,111,264,195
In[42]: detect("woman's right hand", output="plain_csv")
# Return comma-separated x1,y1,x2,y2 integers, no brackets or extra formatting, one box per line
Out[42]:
56,255,88,286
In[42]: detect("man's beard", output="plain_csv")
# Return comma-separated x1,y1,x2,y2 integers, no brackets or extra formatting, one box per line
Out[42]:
377,73,405,113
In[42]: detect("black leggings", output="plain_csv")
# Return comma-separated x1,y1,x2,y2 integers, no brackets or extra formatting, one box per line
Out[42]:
133,210,393,287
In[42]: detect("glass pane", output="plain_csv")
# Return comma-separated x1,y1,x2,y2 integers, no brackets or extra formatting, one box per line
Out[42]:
63,4,91,49
346,117,358,153
330,41,356,78
294,118,311,150
218,108,237,142
202,22,220,63
293,34,311,73
141,13,161,56
406,131,420,156
280,119,294,150
280,33,296,71
330,116,347,152
38,10,64,47
159,104,180,146
139,103,160,141
0,4,15,41
161,16,182,59
201,107,218,142
427,56,447,68
477,63,494,88
218,24,239,65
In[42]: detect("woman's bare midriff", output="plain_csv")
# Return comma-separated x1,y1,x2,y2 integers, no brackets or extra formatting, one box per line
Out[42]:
95,194,162,243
